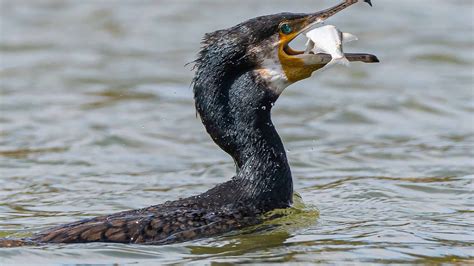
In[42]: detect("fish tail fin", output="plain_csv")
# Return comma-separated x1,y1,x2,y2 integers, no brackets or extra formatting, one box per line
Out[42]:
340,57,351,66
342,32,358,43
332,56,350,67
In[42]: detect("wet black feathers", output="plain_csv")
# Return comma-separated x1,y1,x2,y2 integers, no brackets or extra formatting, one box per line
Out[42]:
0,11,302,248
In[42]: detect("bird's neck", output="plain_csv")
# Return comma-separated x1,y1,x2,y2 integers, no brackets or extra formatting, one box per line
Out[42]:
194,70,293,211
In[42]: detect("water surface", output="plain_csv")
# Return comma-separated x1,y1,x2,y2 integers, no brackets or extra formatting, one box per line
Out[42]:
1,0,473,264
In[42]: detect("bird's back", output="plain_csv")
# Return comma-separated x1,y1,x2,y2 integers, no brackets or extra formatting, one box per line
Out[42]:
1,192,262,247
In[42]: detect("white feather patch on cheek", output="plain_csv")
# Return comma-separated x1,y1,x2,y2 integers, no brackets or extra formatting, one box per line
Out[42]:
250,36,292,95
255,58,292,95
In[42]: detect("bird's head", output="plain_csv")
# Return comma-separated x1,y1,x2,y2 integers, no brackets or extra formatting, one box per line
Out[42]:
194,0,377,96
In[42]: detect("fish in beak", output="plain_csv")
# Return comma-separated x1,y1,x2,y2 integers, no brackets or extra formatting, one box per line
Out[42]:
276,0,378,83
305,25,358,68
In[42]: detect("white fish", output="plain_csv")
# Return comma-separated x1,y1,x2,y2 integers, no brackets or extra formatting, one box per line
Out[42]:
305,25,358,67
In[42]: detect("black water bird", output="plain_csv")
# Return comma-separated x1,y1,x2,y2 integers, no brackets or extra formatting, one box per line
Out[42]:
0,0,377,247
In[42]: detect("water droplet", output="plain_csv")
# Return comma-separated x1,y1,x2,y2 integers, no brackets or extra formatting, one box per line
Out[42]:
261,106,267,110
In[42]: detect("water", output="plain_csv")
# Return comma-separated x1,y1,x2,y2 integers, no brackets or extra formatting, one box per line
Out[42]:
0,0,473,264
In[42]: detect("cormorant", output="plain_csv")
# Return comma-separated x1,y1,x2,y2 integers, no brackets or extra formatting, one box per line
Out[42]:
0,0,378,247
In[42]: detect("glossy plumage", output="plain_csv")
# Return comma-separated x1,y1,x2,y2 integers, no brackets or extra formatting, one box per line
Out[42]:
0,0,377,248
32,196,261,244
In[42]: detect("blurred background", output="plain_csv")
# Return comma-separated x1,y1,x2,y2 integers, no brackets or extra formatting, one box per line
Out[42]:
0,0,473,264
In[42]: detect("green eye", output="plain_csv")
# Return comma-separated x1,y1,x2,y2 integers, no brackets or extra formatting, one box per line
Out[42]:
280,23,292,35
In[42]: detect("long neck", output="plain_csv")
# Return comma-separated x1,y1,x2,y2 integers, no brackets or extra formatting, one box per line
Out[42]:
194,70,293,210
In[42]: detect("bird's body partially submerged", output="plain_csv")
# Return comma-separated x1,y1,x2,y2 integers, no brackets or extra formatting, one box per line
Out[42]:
0,0,378,247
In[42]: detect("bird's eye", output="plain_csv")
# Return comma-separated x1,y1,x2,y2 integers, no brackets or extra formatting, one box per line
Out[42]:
280,23,292,35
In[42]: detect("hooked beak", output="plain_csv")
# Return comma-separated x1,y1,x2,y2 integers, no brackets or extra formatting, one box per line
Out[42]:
306,0,372,26
278,0,378,82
